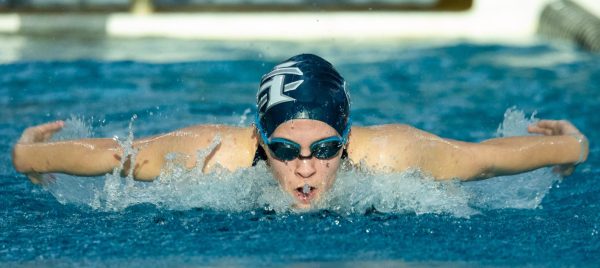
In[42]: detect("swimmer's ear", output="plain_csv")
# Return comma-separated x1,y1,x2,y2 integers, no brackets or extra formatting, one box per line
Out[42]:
253,126,266,147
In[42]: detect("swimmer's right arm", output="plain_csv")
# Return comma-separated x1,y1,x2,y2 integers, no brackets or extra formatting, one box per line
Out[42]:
12,121,258,183
11,121,119,183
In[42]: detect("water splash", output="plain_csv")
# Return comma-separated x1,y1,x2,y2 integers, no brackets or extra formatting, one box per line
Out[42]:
238,108,252,126
44,116,99,204
495,106,539,137
43,108,560,216
318,168,476,217
95,161,294,213
50,115,93,141
302,183,310,194
44,116,476,216
463,107,560,209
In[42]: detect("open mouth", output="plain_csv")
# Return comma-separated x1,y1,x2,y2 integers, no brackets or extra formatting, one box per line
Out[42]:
295,184,317,204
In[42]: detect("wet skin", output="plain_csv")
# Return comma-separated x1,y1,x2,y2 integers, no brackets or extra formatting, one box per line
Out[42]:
13,119,588,211
261,119,343,210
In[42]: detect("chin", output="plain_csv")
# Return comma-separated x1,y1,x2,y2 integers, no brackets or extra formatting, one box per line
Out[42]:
292,202,313,211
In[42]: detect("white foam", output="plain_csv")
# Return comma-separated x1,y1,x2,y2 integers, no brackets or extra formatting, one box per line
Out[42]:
318,167,476,217
50,115,93,141
44,108,560,217
462,107,561,209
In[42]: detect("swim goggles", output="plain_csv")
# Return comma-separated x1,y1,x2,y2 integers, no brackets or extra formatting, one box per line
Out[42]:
255,115,351,161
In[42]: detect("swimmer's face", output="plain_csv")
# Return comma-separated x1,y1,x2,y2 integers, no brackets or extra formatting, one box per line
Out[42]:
262,119,343,210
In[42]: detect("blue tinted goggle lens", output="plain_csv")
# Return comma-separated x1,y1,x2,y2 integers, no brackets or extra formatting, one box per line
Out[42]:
268,140,300,161
310,139,343,159
267,137,343,161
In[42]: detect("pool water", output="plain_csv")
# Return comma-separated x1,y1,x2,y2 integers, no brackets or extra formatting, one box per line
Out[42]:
1,40,599,267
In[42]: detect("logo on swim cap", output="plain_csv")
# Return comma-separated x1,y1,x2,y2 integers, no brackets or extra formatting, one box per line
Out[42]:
256,54,350,138
257,61,304,112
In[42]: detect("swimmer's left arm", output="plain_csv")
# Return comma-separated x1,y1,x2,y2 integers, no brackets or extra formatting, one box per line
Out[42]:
351,120,588,181
477,120,588,179
417,120,589,181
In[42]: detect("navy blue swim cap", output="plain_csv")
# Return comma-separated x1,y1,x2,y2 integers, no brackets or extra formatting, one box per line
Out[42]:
256,54,350,137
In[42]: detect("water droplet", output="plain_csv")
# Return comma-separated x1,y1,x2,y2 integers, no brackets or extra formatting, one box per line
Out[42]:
303,183,310,194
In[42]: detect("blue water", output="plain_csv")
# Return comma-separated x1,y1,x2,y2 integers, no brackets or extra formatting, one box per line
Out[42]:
1,41,599,267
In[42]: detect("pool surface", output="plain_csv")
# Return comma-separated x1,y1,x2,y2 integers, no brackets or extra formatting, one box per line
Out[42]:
1,39,599,267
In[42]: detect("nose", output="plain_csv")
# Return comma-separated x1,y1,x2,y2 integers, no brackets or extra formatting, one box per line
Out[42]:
295,157,316,179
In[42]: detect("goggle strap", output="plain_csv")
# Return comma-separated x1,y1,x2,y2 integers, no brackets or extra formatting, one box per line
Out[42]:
255,112,352,147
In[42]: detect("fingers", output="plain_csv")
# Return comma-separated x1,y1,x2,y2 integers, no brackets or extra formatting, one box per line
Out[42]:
27,173,55,185
528,120,580,136
40,121,65,141
552,164,575,177
527,122,558,135
28,173,43,185
530,120,561,133
38,120,65,135
527,125,553,135
43,174,57,185
534,120,560,129
18,120,65,144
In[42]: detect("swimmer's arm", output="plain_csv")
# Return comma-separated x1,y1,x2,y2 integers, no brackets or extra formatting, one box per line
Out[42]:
125,125,257,179
418,120,588,181
12,121,122,183
13,137,124,181
475,120,589,179
12,121,258,183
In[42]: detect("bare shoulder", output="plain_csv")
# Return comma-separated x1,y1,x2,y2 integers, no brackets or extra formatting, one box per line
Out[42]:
178,124,255,136
346,124,427,171
346,124,488,179
143,124,257,147
184,125,259,171
349,124,424,136
139,124,258,172
347,124,428,150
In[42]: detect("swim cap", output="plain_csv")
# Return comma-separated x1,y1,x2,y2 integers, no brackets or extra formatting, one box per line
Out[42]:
256,54,350,137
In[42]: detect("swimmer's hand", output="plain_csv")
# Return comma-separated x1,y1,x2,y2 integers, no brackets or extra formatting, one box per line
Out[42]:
12,120,65,184
527,120,589,176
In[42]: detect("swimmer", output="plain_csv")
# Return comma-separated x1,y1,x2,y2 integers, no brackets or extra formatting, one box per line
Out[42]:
11,54,589,209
